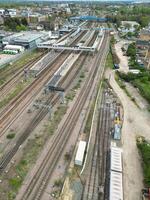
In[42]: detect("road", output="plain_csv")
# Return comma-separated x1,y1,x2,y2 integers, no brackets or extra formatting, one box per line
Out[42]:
105,41,150,199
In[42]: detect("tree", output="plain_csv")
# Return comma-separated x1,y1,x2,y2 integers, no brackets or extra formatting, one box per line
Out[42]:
14,17,21,26
139,16,150,27
126,43,136,57
4,17,28,32
127,32,133,38
21,18,28,26
125,23,131,30
16,25,26,32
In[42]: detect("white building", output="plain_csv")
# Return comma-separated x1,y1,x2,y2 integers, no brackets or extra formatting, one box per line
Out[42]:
119,21,140,33
8,9,17,17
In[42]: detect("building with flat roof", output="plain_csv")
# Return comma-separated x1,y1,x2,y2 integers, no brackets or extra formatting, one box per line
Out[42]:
2,31,49,49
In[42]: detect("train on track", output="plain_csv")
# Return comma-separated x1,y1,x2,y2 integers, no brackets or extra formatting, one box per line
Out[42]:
109,146,123,200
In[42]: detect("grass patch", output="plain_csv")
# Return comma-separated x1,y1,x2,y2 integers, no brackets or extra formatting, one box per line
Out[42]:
46,105,67,134
64,152,71,162
115,71,140,108
84,103,95,135
80,72,85,79
115,72,131,97
117,71,150,104
6,133,16,139
7,105,68,199
105,52,114,69
0,50,42,85
65,74,84,102
9,177,22,192
137,137,150,187
73,82,81,90
65,90,76,101
54,179,63,188
0,78,32,110
8,191,16,200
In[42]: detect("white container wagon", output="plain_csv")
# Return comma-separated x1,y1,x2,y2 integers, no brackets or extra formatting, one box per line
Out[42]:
75,141,86,166
109,171,123,200
110,146,122,173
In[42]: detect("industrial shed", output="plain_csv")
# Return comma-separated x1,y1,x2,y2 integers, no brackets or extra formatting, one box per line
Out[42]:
109,171,123,200
110,147,122,173
2,32,49,49
11,32,48,49
75,141,86,166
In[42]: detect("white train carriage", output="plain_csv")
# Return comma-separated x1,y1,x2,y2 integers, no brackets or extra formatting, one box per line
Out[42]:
75,141,86,166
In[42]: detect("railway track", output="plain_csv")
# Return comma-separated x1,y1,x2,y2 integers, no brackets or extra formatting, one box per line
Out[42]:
15,32,110,200
0,53,87,171
82,87,111,200
0,50,46,86
0,30,95,171
88,31,99,47
0,31,86,137
0,50,48,100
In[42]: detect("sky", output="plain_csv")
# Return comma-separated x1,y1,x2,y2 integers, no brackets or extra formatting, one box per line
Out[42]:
0,0,150,2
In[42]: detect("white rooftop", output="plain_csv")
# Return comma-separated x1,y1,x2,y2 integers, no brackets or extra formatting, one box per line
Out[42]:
110,171,123,200
121,21,139,26
111,147,122,173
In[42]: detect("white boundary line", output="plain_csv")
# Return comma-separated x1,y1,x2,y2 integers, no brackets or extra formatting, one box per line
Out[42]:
80,37,109,175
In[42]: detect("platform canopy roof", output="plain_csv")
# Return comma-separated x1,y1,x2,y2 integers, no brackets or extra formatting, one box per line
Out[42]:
70,16,108,21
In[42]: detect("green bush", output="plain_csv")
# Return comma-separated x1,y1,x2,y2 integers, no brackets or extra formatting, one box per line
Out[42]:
9,177,22,191
117,71,150,104
137,139,150,187
6,133,15,139
54,179,63,188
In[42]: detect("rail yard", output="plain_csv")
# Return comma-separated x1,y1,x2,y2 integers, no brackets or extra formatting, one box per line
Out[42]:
0,1,149,200
0,20,124,200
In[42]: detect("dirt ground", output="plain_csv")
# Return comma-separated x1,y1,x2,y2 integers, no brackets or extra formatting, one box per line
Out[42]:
114,40,129,73
125,82,149,110
0,53,15,60
105,41,150,200
0,53,16,68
